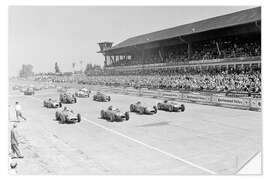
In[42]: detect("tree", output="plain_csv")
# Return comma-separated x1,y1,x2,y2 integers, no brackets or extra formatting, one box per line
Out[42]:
84,63,91,75
84,63,102,76
55,62,60,73
19,64,34,78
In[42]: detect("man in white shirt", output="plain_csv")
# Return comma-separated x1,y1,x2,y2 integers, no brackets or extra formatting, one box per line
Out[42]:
15,102,26,121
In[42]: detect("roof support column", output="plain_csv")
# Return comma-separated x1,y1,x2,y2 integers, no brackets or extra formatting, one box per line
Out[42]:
142,49,145,64
188,42,192,61
104,55,108,66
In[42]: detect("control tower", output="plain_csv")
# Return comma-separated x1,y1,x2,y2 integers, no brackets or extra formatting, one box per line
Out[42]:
97,42,113,67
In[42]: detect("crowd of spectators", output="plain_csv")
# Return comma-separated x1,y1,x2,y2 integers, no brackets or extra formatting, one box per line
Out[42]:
107,36,261,67
35,65,261,95
33,35,261,95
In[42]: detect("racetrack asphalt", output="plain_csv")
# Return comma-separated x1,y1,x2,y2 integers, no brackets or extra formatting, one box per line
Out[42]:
8,83,262,175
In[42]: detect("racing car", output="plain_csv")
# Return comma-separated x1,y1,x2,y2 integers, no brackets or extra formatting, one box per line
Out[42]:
43,98,62,108
24,88,35,95
12,85,21,91
33,86,42,91
75,88,91,98
93,92,111,102
57,87,67,93
55,107,81,124
20,87,27,93
157,100,185,112
59,93,77,104
130,101,157,115
100,106,129,122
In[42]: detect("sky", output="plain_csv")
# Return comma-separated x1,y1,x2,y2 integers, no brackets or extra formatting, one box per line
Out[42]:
8,6,254,76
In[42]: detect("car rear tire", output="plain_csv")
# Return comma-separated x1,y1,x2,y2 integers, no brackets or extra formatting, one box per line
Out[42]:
77,114,81,122
60,114,65,123
153,106,158,113
130,104,134,112
181,104,185,112
109,115,114,122
74,98,77,103
55,112,59,120
140,108,144,114
125,112,129,120
157,103,161,110
169,105,173,112
100,110,105,119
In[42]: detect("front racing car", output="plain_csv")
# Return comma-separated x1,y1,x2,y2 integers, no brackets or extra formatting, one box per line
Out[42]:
24,88,35,95
75,88,90,98
59,93,77,104
93,92,111,102
157,100,185,112
100,106,129,122
130,101,157,115
55,107,81,124
43,98,62,108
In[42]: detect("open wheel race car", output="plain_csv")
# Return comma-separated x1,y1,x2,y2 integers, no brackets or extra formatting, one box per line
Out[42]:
20,87,27,93
93,92,111,102
130,101,157,115
100,106,129,122
59,93,77,104
57,87,67,93
12,85,21,91
157,100,185,112
43,98,62,108
55,107,81,124
33,86,42,91
24,88,35,95
75,88,91,98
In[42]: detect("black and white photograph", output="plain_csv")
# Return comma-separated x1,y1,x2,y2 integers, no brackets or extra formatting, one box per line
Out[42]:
6,3,263,176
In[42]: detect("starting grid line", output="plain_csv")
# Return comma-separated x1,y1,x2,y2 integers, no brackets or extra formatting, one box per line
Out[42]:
16,95,217,175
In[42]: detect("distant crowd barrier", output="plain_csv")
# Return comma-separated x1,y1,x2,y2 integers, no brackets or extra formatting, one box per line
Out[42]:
97,86,261,111
15,79,261,111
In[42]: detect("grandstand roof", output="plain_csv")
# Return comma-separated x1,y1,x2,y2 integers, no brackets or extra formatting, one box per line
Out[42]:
106,7,260,52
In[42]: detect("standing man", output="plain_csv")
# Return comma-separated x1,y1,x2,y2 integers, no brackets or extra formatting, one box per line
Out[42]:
10,123,24,159
15,102,26,121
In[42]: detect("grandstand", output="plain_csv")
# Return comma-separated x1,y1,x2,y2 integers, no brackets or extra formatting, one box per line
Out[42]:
98,7,261,74
95,7,261,97
34,7,262,98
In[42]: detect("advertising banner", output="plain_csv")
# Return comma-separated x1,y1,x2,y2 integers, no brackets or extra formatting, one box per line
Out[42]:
125,87,139,96
161,91,180,100
182,93,211,103
250,98,262,110
212,96,250,107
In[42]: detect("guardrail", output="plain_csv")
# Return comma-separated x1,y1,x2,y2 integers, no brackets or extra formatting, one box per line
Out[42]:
95,86,261,111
